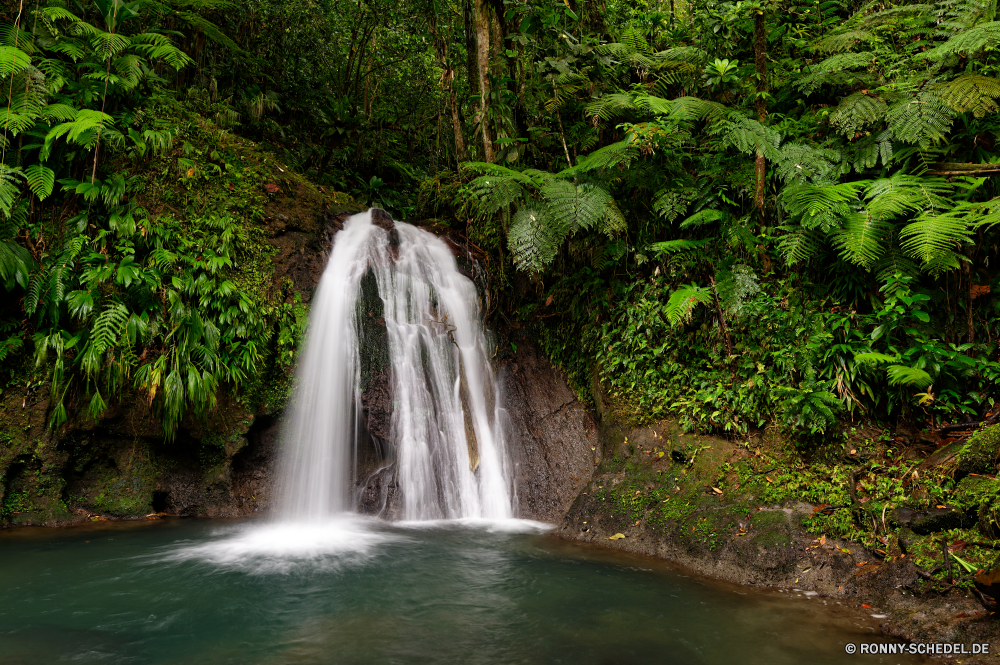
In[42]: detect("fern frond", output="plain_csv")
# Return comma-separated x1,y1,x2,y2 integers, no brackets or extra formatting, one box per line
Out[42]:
796,52,875,94
716,265,760,318
665,284,713,324
648,238,712,255
716,114,782,159
508,207,559,273
886,91,954,145
899,202,979,268
570,138,638,172
830,92,888,137
671,96,728,123
0,240,30,289
777,226,824,265
540,180,614,233
780,180,866,230
864,175,951,220
854,352,900,364
0,45,31,78
936,74,1000,117
596,41,656,69
679,209,727,228
601,200,627,235
776,143,843,183
24,165,54,200
922,20,1000,59
845,129,894,171
832,210,895,267
886,365,933,388
657,46,710,66
811,31,876,54
585,93,636,121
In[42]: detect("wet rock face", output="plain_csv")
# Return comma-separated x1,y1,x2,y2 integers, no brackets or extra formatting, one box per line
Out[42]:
370,207,395,231
500,343,601,522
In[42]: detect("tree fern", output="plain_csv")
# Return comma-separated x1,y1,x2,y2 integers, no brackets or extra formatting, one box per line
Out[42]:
716,114,782,160
796,52,876,94
508,207,559,272
923,20,1000,59
833,210,895,267
936,74,1000,117
540,180,614,233
777,226,824,265
830,92,888,137
886,90,954,146
899,199,983,269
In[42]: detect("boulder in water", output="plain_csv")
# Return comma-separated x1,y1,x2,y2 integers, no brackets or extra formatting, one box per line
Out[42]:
370,207,395,231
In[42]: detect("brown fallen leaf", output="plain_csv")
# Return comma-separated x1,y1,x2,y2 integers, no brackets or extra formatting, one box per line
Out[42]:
856,561,868,567
545,294,553,306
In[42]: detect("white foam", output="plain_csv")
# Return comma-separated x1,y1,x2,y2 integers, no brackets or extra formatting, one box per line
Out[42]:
393,517,554,534
158,516,403,574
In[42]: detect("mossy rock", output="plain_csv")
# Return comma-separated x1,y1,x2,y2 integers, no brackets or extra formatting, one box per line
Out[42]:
750,510,793,548
957,425,1000,476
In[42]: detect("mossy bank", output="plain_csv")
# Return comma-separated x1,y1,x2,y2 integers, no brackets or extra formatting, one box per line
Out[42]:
555,405,1000,663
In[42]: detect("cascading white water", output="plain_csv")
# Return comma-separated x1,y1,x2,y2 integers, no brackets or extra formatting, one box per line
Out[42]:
277,210,514,522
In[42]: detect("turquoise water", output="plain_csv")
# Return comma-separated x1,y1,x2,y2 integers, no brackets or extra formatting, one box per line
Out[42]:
0,517,919,664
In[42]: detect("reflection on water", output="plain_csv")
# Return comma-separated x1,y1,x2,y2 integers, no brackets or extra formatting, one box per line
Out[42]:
0,518,923,665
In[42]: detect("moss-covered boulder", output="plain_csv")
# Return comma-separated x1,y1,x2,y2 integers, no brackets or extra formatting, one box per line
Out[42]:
957,424,1000,476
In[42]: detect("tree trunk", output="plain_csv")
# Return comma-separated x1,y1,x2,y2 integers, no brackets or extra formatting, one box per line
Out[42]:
449,73,467,162
463,0,479,102
474,0,495,162
709,276,734,358
753,8,768,222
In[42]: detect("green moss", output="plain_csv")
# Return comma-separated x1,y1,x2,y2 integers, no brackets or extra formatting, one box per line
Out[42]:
80,442,158,517
957,424,1000,476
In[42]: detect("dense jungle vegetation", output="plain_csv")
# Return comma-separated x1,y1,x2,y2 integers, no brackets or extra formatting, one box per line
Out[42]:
4,0,1000,443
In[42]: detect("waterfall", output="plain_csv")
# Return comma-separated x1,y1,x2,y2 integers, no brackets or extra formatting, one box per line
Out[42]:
277,210,514,522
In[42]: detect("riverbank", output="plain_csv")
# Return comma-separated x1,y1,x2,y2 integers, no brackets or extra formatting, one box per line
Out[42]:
553,414,1000,663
